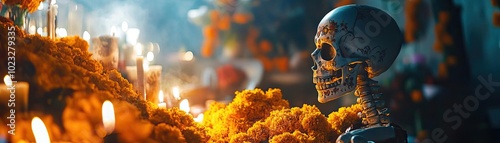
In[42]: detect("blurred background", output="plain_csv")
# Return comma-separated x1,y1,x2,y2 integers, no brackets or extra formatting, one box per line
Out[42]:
19,0,500,142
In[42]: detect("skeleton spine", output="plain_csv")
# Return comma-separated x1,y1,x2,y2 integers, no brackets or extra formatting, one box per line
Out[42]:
355,64,391,127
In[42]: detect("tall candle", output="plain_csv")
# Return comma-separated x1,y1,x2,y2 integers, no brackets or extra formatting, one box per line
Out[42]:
136,56,145,100
135,44,145,100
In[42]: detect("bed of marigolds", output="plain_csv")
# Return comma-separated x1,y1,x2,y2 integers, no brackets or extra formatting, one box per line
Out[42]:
0,17,362,143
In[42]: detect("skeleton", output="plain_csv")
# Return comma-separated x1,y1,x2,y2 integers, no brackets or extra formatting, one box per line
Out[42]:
312,5,407,143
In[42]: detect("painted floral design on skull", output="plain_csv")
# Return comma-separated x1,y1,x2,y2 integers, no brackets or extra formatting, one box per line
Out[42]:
312,5,402,103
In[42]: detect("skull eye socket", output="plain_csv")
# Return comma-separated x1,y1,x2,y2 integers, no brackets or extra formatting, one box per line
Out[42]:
320,43,335,61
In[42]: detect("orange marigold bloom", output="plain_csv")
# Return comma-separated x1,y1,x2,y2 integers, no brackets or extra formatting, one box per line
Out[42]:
233,12,253,24
411,90,423,103
257,56,273,71
327,104,363,135
437,62,448,79
259,40,272,53
203,25,219,40
274,56,289,72
209,10,220,22
217,14,231,31
335,0,355,7
2,0,44,13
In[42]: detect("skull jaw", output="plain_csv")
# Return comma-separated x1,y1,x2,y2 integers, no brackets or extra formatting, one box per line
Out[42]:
315,64,360,103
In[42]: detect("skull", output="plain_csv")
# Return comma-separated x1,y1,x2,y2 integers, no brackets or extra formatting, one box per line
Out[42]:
312,5,402,103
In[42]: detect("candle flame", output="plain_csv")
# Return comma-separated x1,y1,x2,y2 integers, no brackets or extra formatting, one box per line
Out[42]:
83,31,90,41
143,60,150,71
172,86,180,100
102,100,115,134
4,75,12,87
135,43,143,56
194,113,204,123
31,117,51,143
159,90,164,103
38,2,44,10
146,51,154,62
183,51,194,61
179,99,190,113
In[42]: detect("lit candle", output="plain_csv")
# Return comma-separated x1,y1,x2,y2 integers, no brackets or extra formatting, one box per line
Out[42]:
31,117,50,143
194,113,204,123
102,100,115,134
158,90,166,109
172,86,180,100
92,36,119,70
83,31,90,42
47,0,58,39
179,99,190,114
102,100,118,142
0,75,30,112
135,44,146,100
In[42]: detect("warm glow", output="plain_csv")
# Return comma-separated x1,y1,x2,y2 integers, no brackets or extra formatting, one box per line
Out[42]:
146,51,154,62
102,100,115,134
172,86,180,100
56,28,67,37
179,99,190,113
159,90,164,103
121,22,128,32
4,75,12,87
143,60,150,71
29,25,36,34
38,2,44,10
83,31,90,41
135,43,143,56
183,51,194,61
31,117,51,143
126,28,140,45
37,27,43,34
194,114,204,123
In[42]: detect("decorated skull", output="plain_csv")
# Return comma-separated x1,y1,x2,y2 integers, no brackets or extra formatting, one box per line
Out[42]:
312,5,402,103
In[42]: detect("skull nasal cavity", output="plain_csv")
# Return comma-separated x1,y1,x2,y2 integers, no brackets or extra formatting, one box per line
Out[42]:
320,43,335,61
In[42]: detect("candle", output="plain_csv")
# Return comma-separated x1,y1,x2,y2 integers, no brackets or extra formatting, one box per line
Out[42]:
31,117,50,143
0,75,30,112
158,90,166,109
91,36,119,70
179,99,190,114
125,65,162,102
46,0,57,39
172,86,181,100
102,100,118,142
135,44,146,100
102,100,115,134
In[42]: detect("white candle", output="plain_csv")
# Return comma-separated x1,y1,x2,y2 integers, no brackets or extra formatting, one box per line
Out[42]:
31,117,51,143
102,100,115,134
0,75,29,112
136,56,145,100
158,90,166,109
135,43,145,98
